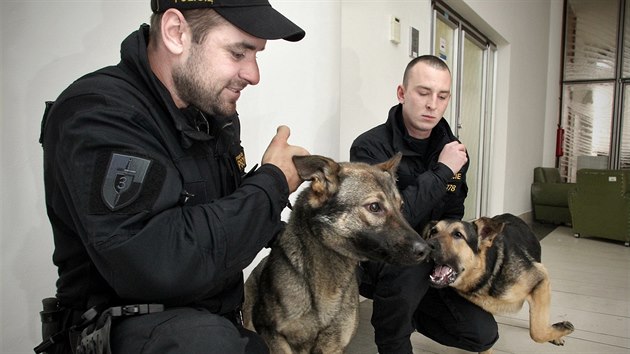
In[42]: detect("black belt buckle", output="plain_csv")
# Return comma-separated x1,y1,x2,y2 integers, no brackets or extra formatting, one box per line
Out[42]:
109,304,164,317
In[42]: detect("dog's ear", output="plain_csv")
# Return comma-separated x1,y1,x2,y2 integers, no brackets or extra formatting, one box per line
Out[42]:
293,155,340,207
473,217,504,248
374,152,402,178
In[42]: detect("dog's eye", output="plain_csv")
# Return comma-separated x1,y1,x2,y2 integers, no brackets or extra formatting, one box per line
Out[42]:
366,202,382,213
453,231,464,239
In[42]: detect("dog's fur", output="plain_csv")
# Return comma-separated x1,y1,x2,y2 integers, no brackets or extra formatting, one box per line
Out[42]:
424,213,574,353
243,154,429,354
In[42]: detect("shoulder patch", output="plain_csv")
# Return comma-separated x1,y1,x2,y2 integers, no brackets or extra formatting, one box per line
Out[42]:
102,153,152,211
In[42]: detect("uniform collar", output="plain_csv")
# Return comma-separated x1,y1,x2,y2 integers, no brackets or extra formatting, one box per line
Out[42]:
386,104,449,157
122,24,222,149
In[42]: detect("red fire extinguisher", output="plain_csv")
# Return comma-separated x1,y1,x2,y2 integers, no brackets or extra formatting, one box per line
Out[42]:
555,126,564,157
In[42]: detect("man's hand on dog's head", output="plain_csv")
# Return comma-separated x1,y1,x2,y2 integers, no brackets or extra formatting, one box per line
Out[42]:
262,125,310,193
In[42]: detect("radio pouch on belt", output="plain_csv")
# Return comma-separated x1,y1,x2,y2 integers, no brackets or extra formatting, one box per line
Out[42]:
34,302,100,354
75,309,113,354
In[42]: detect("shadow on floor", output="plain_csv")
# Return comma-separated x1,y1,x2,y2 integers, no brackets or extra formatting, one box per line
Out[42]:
527,220,561,241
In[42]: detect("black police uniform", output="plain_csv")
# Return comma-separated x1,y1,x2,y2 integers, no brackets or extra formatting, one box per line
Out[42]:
40,25,285,352
350,104,498,354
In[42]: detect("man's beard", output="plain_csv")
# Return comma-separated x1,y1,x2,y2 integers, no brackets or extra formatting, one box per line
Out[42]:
172,46,238,117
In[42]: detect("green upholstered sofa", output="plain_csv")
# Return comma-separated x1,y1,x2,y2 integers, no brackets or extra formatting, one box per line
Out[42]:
531,167,576,225
568,169,630,246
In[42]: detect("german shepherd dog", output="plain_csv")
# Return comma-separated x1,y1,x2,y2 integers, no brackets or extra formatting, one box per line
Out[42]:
243,154,429,354
424,213,574,353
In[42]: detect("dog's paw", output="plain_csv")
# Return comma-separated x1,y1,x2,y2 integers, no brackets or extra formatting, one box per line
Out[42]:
548,321,574,346
553,320,575,333
549,338,565,346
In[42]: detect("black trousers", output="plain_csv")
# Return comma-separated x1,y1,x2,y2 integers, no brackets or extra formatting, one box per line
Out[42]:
359,261,498,354
110,307,268,353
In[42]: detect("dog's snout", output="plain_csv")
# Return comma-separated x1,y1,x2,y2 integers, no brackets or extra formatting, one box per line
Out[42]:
412,240,430,261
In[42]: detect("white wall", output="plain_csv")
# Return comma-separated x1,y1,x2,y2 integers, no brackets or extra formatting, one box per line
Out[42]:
339,1,433,161
1,0,561,352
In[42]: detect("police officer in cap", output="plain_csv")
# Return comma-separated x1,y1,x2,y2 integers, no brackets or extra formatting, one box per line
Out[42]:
39,0,308,352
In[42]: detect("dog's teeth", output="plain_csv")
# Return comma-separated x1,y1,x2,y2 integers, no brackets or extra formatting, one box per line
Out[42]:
430,265,457,286
434,265,452,277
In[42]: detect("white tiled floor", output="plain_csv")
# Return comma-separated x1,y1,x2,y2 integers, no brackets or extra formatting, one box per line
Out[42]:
347,226,630,354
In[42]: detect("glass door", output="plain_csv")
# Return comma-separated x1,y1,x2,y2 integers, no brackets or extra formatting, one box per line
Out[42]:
459,33,486,221
434,11,458,127
433,1,497,220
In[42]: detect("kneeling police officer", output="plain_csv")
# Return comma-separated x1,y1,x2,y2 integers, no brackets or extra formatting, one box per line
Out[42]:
36,0,308,352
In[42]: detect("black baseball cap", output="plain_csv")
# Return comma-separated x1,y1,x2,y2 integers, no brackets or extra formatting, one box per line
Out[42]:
151,0,305,42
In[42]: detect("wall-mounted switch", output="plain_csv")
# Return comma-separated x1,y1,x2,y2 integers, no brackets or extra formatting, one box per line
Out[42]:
410,26,419,57
390,16,401,44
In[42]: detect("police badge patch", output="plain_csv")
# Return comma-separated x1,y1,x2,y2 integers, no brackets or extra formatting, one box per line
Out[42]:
102,153,152,211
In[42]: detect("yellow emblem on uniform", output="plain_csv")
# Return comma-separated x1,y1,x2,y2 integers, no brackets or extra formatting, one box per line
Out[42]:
235,151,246,173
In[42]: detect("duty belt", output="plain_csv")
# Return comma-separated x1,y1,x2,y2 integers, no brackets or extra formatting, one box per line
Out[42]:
34,303,164,354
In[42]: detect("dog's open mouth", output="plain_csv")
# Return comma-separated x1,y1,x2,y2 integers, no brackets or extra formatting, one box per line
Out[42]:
429,264,457,288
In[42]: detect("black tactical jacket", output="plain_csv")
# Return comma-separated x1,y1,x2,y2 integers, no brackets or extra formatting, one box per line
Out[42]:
40,25,288,315
350,104,469,232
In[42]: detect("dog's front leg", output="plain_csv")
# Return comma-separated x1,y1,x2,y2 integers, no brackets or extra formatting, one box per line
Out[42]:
527,266,574,345
259,332,295,354
310,315,357,354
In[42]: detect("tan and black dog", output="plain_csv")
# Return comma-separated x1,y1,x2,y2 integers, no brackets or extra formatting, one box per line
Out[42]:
243,154,429,354
424,213,574,353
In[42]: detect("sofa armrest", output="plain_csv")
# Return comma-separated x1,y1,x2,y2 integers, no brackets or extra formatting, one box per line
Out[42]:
532,182,576,207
